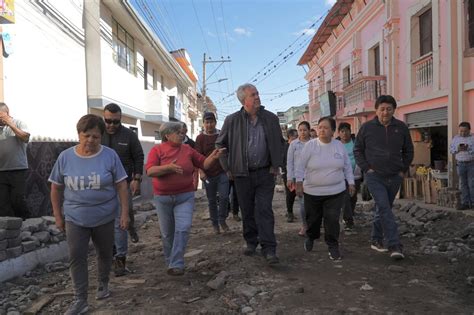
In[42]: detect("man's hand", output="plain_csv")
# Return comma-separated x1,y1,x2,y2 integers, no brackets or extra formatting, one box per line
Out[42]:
0,112,13,127
295,182,304,197
226,171,233,181
287,179,295,191
269,166,280,176
130,180,141,196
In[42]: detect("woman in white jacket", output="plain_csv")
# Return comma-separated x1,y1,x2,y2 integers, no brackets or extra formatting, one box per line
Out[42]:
295,117,355,261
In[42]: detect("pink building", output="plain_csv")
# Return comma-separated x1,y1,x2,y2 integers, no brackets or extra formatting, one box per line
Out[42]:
298,0,474,184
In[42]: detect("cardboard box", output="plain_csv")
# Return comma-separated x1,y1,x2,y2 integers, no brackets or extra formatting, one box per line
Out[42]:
412,142,431,166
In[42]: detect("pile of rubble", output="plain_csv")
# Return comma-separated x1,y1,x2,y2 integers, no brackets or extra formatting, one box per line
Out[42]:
357,201,474,259
0,217,65,263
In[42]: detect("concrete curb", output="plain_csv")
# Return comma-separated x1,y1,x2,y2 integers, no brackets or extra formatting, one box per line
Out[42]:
0,241,68,282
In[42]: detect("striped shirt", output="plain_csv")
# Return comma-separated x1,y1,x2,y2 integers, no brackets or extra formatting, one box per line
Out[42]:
450,134,474,162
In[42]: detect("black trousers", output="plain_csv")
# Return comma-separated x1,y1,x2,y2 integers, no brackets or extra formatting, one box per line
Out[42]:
304,191,344,249
0,169,30,218
342,179,362,224
234,169,277,255
282,177,296,215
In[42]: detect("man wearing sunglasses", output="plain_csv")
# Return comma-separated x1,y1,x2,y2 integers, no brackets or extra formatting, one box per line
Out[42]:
102,103,144,276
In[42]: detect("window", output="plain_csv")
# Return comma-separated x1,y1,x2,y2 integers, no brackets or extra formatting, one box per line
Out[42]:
161,75,165,92
342,66,351,87
326,80,332,92
419,9,432,56
144,60,148,90
373,45,380,75
152,69,157,90
466,0,474,51
112,19,135,74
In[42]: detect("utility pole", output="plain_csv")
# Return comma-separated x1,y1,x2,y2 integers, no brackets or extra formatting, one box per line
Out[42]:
202,53,231,112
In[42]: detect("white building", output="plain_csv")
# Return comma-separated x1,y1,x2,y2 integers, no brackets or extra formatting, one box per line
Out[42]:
2,0,197,144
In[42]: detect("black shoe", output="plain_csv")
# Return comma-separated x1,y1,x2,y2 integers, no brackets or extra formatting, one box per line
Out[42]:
328,247,342,261
388,245,405,260
265,254,280,265
458,204,470,210
370,241,388,253
287,213,295,223
220,222,230,232
243,245,256,256
114,256,130,277
129,230,139,243
304,238,314,252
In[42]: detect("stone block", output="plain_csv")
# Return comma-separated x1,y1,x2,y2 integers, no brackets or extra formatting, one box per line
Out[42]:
0,229,6,240
0,250,6,262
7,237,22,248
20,231,32,241
6,246,22,259
21,218,45,233
0,239,7,250
22,241,38,253
32,231,50,243
5,229,20,239
0,217,23,230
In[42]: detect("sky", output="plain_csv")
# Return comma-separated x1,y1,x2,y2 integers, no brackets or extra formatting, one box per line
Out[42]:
131,0,336,124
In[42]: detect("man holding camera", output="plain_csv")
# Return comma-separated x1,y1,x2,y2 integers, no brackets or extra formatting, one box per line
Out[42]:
450,122,474,210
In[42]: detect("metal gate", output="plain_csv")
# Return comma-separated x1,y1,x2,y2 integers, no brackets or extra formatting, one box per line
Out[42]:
405,107,447,129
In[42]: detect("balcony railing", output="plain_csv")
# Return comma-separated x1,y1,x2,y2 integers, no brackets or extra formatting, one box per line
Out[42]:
343,76,386,109
413,53,433,89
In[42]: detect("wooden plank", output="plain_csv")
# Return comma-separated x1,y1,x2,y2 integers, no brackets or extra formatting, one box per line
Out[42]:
23,295,55,315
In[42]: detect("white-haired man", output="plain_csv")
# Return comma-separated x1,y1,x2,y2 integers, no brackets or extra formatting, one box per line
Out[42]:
216,84,285,265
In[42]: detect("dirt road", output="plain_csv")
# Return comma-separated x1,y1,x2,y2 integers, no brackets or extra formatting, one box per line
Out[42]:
27,189,474,314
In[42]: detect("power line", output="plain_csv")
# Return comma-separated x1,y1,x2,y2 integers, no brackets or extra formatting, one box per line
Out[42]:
191,0,210,54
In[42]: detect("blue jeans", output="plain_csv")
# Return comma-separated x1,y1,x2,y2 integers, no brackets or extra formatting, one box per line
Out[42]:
457,161,474,206
234,168,277,256
153,191,195,269
114,187,132,258
365,172,402,248
298,196,306,226
203,172,229,226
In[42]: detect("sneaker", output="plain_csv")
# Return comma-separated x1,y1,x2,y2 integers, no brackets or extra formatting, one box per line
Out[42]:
287,213,295,223
304,238,314,252
233,214,241,222
265,254,280,265
243,245,256,256
166,268,184,276
389,246,405,260
344,221,354,231
298,226,307,237
220,222,230,232
370,241,388,253
213,225,220,235
328,247,342,261
96,282,110,300
129,230,139,243
114,257,127,277
65,298,88,315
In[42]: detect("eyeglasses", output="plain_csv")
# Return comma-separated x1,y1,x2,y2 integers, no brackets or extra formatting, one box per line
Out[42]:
104,119,121,125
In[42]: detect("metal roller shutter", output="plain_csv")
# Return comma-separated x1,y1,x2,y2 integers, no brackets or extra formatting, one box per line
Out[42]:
405,107,447,129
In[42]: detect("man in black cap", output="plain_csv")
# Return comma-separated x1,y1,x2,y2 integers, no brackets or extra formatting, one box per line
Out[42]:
196,112,230,234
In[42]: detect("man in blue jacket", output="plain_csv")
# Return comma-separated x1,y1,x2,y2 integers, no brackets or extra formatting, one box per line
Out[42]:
354,95,414,260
